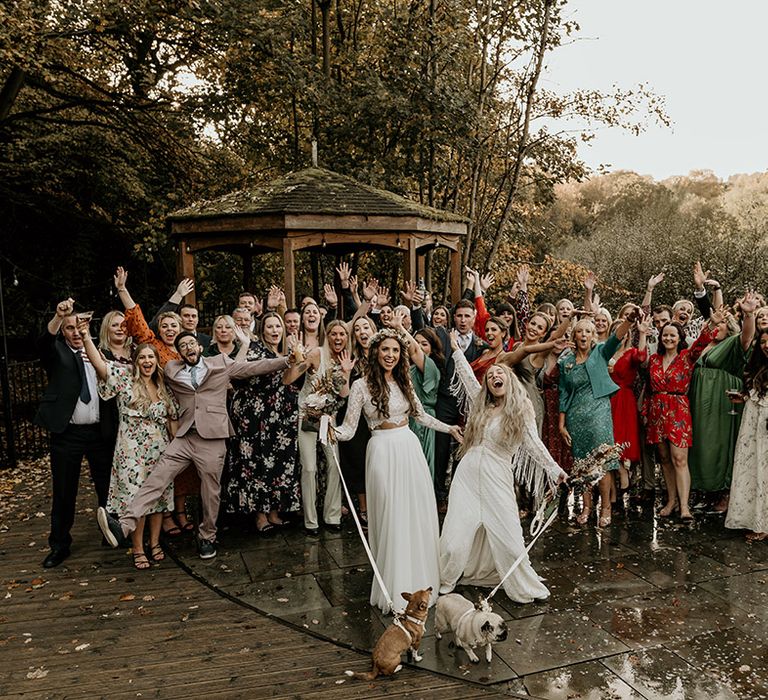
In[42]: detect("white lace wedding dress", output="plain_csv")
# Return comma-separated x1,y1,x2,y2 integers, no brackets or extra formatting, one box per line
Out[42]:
336,377,452,613
440,350,565,603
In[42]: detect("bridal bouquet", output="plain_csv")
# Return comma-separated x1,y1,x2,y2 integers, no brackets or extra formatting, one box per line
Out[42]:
301,368,347,444
570,442,627,489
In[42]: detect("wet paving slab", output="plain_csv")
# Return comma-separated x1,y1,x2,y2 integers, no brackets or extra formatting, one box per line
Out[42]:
168,504,768,696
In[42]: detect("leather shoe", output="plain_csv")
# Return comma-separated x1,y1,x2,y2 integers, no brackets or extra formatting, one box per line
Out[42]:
43,548,70,568
97,507,127,548
324,523,342,532
302,526,320,537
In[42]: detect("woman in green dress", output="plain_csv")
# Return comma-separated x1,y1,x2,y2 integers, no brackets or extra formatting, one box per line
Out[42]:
409,327,445,478
689,295,756,510
558,314,635,527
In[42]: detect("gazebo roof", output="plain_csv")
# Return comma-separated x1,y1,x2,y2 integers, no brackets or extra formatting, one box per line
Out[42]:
168,167,468,224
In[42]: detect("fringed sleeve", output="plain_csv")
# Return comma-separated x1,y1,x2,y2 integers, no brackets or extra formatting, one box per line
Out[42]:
448,349,482,418
512,422,567,509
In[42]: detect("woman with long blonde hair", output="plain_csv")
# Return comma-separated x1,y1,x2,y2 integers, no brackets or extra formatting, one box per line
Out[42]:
78,322,179,570
439,331,567,603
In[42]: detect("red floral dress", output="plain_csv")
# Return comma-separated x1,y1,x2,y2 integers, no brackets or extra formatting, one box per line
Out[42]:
644,328,713,448
541,362,574,473
608,348,646,462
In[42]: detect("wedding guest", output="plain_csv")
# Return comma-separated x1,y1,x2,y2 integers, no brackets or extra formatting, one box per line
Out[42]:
34,299,116,568
80,320,178,570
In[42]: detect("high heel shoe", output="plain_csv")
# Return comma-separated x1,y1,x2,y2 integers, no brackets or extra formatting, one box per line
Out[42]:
576,507,591,525
599,509,612,528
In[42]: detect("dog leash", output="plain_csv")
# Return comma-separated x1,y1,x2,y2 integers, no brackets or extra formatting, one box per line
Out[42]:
321,428,400,616
486,500,559,601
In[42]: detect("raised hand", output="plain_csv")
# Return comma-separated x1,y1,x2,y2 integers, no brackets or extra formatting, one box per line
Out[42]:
56,297,75,317
692,262,708,290
376,286,391,308
740,290,759,315
336,261,352,288
479,272,495,293
710,305,726,326
402,280,417,304
323,283,338,307
233,325,250,347
348,274,359,295
516,264,530,291
464,266,478,289
391,307,407,330
647,271,665,290
253,297,263,317
114,267,128,292
362,278,379,301
636,312,653,335
75,317,91,338
584,270,596,292
338,349,356,374
267,285,282,310
175,278,194,298
449,329,460,352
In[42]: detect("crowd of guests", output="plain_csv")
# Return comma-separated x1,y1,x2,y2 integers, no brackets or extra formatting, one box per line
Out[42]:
36,260,768,604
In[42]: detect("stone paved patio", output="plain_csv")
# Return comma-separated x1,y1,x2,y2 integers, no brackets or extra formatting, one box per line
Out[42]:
169,501,768,698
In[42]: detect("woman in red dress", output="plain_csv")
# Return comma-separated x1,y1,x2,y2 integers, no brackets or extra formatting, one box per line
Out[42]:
645,311,721,520
608,315,651,502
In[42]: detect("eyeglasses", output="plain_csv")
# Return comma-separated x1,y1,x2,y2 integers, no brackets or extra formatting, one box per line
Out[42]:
177,341,199,351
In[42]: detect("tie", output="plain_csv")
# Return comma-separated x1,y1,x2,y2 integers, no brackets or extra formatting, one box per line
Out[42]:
190,364,199,389
75,351,92,403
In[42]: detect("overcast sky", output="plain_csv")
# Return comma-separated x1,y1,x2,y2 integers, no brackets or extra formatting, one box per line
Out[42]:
541,1,767,180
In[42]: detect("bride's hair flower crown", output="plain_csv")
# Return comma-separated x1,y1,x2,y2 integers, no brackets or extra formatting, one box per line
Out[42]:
370,327,409,348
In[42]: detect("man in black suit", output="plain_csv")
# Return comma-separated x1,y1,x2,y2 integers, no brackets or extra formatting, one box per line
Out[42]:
432,299,487,507
34,298,115,568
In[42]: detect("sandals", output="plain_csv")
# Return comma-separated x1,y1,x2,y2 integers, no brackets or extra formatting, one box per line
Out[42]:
150,543,165,562
133,551,151,570
162,512,182,537
174,511,195,533
659,502,679,518
257,523,277,536
598,509,612,528
576,508,591,525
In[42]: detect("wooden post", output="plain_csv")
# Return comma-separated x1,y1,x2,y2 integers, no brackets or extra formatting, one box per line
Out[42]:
242,251,253,293
450,246,462,304
404,237,417,282
177,241,196,305
283,238,296,308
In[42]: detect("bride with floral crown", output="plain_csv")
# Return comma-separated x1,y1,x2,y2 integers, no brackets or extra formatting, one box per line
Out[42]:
335,327,462,613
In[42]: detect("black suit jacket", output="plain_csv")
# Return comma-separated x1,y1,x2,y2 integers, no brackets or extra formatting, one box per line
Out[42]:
434,327,487,421
33,332,117,439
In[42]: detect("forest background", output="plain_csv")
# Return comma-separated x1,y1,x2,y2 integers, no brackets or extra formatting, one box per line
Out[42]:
2,0,767,343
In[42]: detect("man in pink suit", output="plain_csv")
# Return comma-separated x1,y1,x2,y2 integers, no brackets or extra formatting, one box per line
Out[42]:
98,331,294,559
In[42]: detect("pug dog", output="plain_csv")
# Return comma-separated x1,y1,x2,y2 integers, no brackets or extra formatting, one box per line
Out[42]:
435,593,508,663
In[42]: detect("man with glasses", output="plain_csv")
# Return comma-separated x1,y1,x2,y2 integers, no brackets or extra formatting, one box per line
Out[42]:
98,331,295,559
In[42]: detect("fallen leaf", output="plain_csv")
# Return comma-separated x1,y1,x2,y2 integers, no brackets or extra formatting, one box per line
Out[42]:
119,594,135,602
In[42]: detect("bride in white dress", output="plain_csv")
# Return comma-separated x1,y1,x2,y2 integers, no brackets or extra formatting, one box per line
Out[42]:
335,328,462,613
440,331,567,603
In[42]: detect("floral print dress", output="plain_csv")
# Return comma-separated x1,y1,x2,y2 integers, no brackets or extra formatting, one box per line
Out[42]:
725,389,768,534
644,328,713,448
225,341,301,515
98,362,178,515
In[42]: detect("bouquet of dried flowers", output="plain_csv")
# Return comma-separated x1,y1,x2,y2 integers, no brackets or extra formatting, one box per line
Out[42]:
570,442,627,489
301,368,347,442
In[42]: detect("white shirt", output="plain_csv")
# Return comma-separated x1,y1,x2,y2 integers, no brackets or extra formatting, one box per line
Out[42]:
69,347,99,425
175,358,209,390
456,331,474,352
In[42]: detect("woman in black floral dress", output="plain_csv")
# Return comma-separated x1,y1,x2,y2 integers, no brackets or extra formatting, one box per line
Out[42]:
226,312,301,533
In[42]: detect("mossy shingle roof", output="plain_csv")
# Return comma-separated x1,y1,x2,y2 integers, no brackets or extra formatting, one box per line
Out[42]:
169,167,467,224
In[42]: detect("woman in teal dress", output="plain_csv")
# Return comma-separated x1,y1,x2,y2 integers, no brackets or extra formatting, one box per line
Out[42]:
409,327,444,478
689,296,756,508
559,313,635,527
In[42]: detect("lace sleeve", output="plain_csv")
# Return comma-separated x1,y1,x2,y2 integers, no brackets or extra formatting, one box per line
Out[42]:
448,349,482,416
512,421,566,508
411,391,453,433
334,379,365,441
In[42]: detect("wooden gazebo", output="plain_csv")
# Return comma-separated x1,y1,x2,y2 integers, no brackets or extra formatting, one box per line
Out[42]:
167,167,468,307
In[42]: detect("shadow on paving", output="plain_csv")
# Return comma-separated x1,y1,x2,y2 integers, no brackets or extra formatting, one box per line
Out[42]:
168,502,768,698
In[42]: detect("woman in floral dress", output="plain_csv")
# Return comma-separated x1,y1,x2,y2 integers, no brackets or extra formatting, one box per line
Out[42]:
645,311,720,520
725,328,768,541
79,321,178,570
226,312,301,533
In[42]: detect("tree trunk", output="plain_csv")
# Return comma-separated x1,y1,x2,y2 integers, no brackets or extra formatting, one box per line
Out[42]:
316,0,332,79
484,0,553,268
0,67,26,121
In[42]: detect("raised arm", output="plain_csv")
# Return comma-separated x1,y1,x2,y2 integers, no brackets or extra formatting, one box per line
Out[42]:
391,308,425,371
449,330,482,400
642,272,664,312
47,297,74,337
114,266,137,310
583,271,596,314
228,354,291,380
738,292,758,351
78,318,108,380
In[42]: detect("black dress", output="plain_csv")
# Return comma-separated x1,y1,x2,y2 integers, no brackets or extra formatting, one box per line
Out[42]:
225,341,301,515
